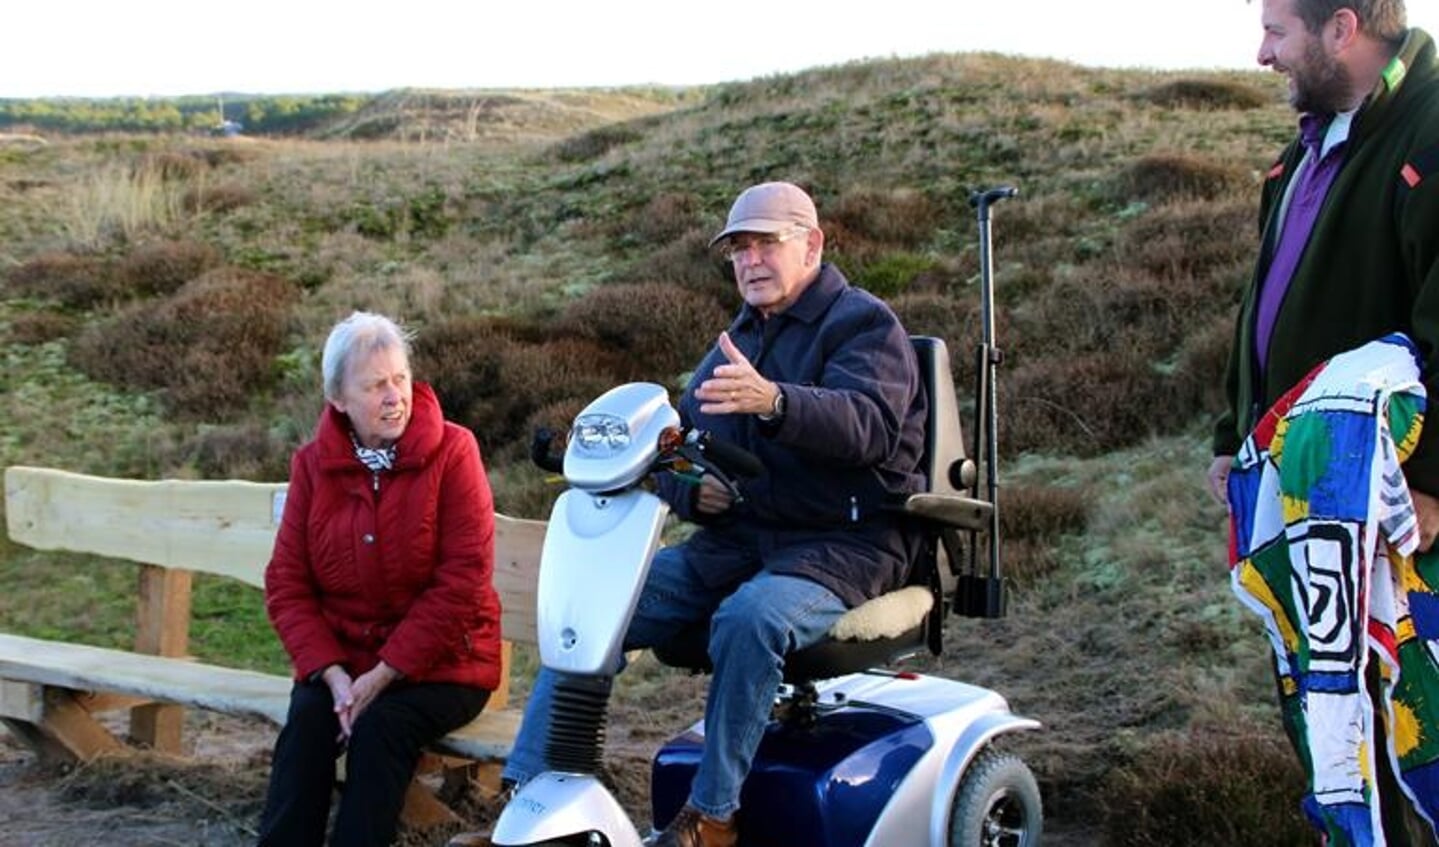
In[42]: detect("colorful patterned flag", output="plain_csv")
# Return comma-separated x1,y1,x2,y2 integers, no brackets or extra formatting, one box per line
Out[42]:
1227,332,1439,845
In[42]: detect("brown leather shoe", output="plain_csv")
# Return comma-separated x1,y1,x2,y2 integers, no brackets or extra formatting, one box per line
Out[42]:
648,805,738,847
445,833,493,847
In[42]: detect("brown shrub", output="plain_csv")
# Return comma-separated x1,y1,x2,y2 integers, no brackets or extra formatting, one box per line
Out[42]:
164,423,294,481
1001,538,1063,587
1115,200,1256,282
114,240,222,298
550,123,643,163
891,293,982,348
554,282,731,379
1141,79,1272,111
5,251,118,308
827,187,938,247
137,150,207,182
190,145,259,168
626,191,706,245
68,267,298,420
1101,731,1312,846
616,227,738,308
415,318,624,453
1015,263,1233,366
1117,154,1251,204
1168,313,1240,424
1001,346,1169,455
183,182,258,214
6,310,78,344
1000,484,1091,540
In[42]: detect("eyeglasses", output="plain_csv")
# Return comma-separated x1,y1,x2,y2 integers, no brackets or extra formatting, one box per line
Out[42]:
718,227,809,262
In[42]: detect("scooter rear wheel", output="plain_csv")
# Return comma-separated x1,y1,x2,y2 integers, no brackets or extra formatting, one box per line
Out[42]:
948,747,1042,847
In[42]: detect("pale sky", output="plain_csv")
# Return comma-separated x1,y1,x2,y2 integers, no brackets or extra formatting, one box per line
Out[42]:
5,0,1439,99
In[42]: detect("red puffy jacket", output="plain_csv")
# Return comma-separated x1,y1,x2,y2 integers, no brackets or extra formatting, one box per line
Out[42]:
265,382,502,690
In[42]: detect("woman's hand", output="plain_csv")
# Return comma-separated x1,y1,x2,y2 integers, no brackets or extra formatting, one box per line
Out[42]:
320,664,357,741
346,661,402,729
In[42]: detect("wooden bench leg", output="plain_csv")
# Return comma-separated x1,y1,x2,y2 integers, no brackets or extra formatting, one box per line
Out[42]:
1,684,127,763
131,702,185,753
133,564,191,754
400,777,463,829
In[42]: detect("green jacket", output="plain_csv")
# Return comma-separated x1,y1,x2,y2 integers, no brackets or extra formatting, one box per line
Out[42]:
1214,28,1439,492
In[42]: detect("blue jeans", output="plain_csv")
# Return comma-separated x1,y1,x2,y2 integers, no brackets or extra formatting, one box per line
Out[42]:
502,543,848,819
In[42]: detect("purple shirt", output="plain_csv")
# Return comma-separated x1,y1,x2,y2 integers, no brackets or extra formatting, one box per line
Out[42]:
1254,113,1350,369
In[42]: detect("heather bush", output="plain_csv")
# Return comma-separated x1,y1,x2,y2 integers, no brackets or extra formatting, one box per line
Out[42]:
1001,538,1063,587
4,251,118,308
1168,314,1239,423
5,309,77,345
553,281,731,379
1116,154,1252,204
114,239,221,298
182,181,258,214
626,191,706,245
551,123,643,163
413,315,528,423
484,338,625,444
415,318,622,453
619,227,738,308
1114,200,1256,282
891,292,982,348
1002,346,1170,455
1000,483,1091,540
826,187,938,247
136,150,208,182
164,423,294,481
851,250,940,299
68,267,298,419
1101,731,1311,846
1141,79,1272,111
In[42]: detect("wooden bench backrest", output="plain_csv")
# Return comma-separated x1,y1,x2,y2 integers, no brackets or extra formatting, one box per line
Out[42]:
3,465,545,645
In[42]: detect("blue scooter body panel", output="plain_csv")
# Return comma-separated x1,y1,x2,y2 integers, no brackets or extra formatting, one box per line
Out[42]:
652,705,933,847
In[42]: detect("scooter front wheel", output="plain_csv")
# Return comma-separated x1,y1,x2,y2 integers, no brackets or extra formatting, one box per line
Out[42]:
948,748,1042,847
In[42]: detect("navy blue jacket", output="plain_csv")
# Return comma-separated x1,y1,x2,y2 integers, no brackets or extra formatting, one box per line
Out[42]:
657,263,928,608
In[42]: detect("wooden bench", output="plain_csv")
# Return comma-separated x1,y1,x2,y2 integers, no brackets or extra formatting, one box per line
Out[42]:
0,464,547,828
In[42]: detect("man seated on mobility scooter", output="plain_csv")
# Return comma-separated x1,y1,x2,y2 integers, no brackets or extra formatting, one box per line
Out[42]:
452,180,929,847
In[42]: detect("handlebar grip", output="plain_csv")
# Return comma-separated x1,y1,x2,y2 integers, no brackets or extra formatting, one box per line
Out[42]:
695,432,765,478
529,428,565,474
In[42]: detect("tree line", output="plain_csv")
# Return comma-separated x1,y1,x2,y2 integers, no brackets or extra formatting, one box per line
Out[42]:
0,93,370,136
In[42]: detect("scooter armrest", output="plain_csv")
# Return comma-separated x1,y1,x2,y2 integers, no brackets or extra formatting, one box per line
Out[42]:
902,492,992,531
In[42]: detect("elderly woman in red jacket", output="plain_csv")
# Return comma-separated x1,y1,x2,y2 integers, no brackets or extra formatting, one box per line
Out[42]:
257,311,502,847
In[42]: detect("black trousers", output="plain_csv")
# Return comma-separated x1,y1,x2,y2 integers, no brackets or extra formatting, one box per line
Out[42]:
256,679,488,847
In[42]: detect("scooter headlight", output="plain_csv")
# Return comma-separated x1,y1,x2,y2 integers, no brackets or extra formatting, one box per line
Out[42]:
573,413,631,453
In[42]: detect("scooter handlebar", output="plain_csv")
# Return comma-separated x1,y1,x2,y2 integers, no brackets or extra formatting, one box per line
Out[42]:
689,430,765,479
529,427,565,474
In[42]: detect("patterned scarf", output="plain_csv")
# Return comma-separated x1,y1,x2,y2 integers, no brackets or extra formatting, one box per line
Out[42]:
351,432,397,473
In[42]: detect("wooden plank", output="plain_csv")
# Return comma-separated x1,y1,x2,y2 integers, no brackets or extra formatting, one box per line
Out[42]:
4,466,282,588
133,563,192,752
0,633,292,725
0,633,518,761
399,779,462,829
0,679,43,721
34,688,127,761
5,465,547,645
489,640,512,712
494,513,544,645
429,708,521,761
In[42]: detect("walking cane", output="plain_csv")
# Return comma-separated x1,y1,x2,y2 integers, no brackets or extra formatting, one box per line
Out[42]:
955,185,1017,620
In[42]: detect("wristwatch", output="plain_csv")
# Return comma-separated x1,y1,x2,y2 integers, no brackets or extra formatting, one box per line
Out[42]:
760,386,787,422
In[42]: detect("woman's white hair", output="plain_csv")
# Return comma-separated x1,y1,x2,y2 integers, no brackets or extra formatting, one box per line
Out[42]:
321,311,415,402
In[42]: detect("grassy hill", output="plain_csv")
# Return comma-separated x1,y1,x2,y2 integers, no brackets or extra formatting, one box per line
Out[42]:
0,53,1315,844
